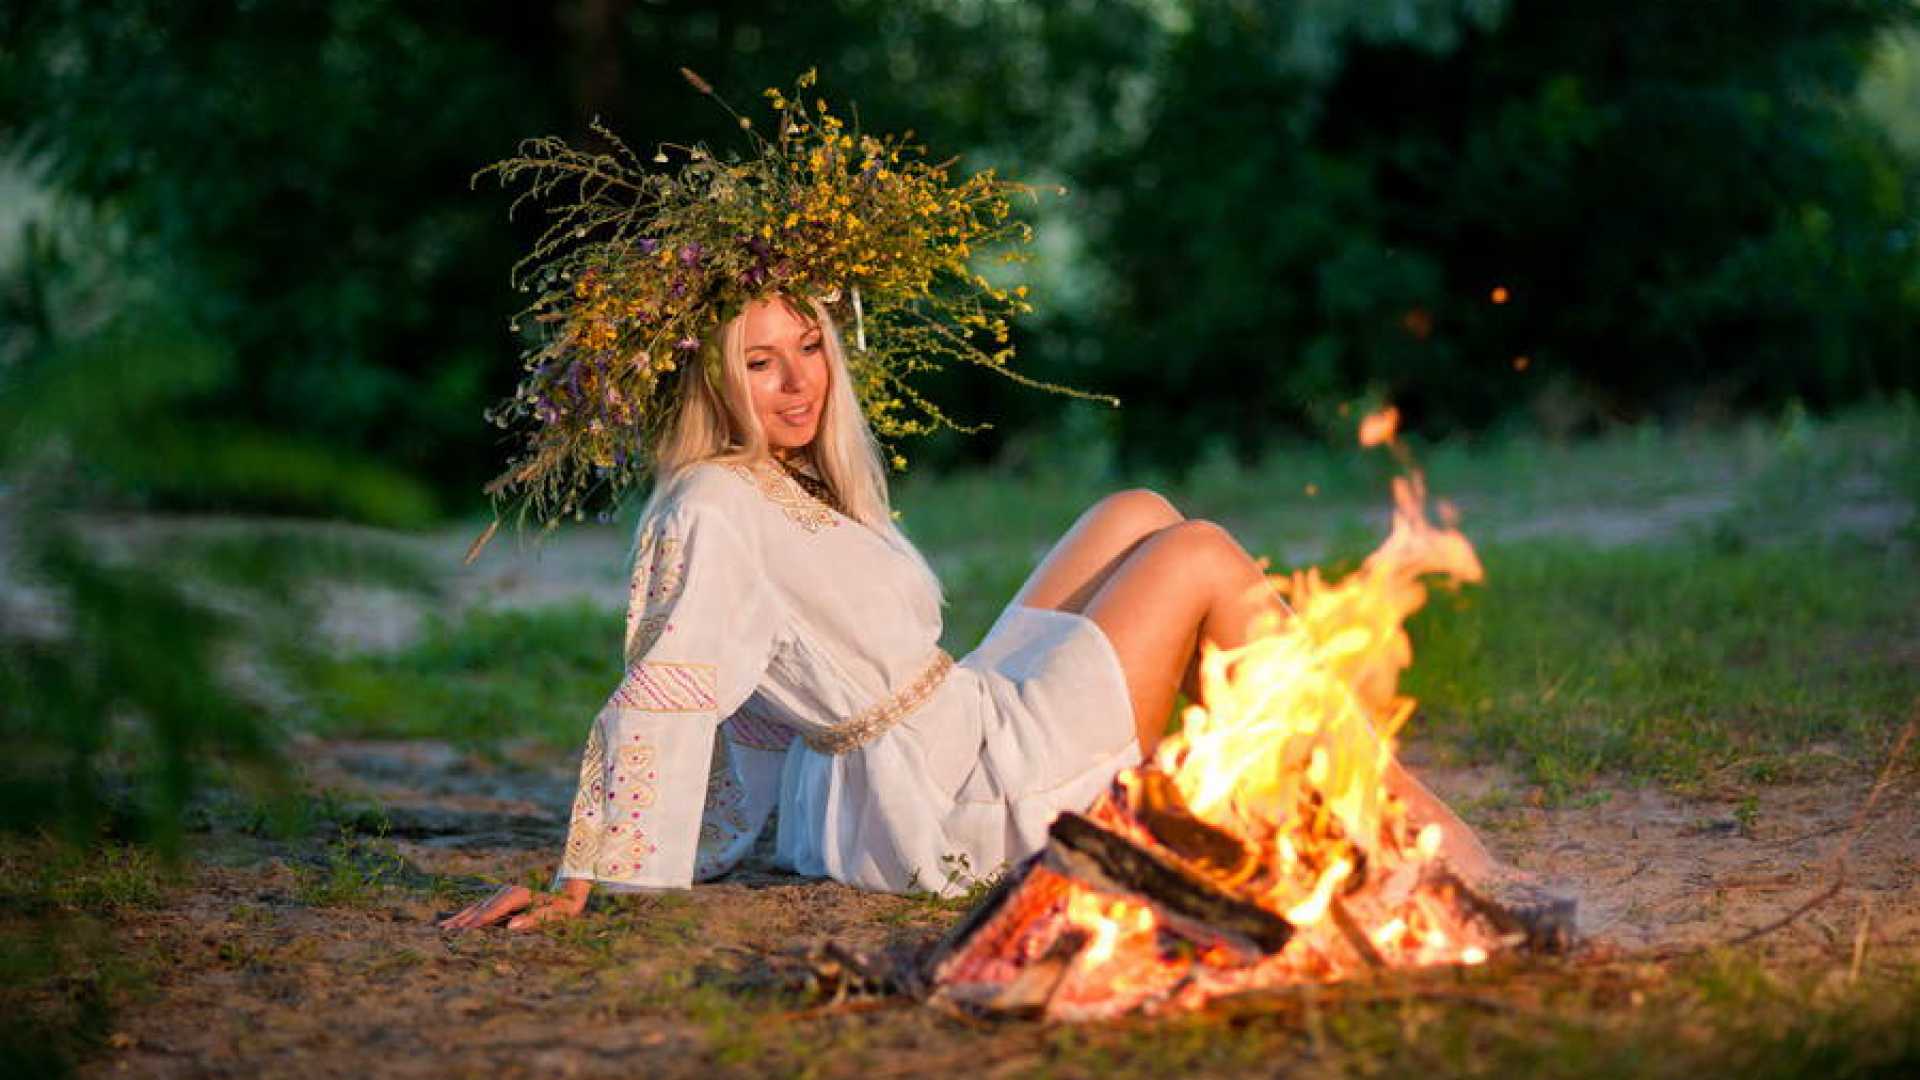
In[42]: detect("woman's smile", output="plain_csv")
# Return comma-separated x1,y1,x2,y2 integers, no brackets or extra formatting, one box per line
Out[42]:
739,297,831,450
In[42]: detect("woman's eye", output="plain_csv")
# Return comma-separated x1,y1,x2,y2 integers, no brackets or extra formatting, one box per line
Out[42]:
802,339,822,353
747,357,770,371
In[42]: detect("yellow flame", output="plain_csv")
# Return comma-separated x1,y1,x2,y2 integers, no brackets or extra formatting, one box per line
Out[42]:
1067,891,1156,970
1146,405,1483,936
1037,406,1500,999
1282,857,1352,927
1416,824,1443,860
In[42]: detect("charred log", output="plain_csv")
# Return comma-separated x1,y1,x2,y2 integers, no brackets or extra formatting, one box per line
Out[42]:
1127,771,1260,884
1439,868,1579,954
922,854,1043,983
1044,812,1295,955
936,929,1089,1018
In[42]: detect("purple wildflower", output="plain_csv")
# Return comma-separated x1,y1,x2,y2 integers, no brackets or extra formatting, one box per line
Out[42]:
676,335,700,351
638,238,660,256
678,242,703,267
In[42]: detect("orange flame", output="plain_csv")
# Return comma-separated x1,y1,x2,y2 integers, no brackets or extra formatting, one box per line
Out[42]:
1055,405,1497,997
1160,407,1480,942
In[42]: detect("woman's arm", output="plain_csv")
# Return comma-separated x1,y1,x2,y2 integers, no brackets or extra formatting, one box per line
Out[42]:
509,490,786,912
438,877,592,931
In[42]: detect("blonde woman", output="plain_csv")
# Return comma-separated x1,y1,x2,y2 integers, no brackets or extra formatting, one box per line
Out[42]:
440,294,1494,931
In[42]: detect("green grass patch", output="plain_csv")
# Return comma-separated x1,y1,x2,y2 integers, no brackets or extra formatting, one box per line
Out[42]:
289,828,450,909
296,406,1915,798
1404,536,1920,795
0,839,175,917
0,841,171,1078
1017,953,1920,1079
574,948,1920,1078
301,602,621,747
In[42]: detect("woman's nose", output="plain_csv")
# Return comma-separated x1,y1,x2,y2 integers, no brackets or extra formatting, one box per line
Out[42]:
778,355,808,392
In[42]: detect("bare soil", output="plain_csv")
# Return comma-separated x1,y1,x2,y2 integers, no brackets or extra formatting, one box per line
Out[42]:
77,733,1920,1079
22,489,1917,1077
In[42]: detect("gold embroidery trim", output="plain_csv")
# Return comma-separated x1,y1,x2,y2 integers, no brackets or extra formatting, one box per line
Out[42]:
803,649,955,755
559,719,608,876
725,459,840,534
624,532,686,662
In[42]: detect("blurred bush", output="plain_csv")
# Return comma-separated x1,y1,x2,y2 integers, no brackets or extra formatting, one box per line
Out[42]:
0,188,438,854
1078,0,1920,465
4,0,1918,495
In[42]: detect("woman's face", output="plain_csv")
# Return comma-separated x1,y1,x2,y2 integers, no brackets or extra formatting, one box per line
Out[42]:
738,297,828,452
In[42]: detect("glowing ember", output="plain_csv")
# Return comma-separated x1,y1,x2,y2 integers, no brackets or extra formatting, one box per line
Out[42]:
1068,890,1157,971
1357,405,1400,447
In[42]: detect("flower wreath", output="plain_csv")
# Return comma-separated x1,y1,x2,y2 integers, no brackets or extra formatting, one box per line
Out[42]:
471,67,1114,530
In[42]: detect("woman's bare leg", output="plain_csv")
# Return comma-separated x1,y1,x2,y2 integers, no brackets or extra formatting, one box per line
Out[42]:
1385,760,1500,882
1012,489,1184,614
1083,520,1507,879
1082,520,1285,754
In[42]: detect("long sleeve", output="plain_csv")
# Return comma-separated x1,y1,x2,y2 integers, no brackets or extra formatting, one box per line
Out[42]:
555,499,785,891
691,727,787,880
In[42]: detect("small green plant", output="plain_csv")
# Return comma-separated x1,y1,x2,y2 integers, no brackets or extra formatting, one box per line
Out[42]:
291,828,414,909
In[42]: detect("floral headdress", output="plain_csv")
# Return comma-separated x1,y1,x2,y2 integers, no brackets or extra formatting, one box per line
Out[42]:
472,67,1114,529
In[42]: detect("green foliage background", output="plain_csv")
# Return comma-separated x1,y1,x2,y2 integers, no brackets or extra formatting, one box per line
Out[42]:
6,0,1918,502
3,0,1919,853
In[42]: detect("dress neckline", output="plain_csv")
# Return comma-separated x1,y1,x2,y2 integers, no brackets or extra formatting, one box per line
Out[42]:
725,457,844,533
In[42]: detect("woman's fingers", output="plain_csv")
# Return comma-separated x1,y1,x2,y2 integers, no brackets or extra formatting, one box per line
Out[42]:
437,884,532,930
504,892,584,931
436,883,587,932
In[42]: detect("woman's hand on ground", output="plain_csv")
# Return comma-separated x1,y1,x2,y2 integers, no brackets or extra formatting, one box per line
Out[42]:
438,880,590,932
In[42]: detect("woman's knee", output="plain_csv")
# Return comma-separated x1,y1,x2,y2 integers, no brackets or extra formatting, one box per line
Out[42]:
1166,517,1233,550
1089,488,1182,538
1165,518,1260,577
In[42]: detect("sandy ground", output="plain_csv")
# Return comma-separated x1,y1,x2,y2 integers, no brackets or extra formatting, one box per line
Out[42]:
71,730,1919,1079
17,484,1915,1077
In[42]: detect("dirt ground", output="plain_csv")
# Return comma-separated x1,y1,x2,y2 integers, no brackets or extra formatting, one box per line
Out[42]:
73,729,1919,1079
27,488,1919,1077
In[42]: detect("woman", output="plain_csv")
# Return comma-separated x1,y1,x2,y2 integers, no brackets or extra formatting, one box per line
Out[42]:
441,293,1493,931
443,72,1494,930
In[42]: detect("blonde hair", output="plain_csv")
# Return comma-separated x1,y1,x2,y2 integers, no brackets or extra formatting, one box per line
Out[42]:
642,296,941,599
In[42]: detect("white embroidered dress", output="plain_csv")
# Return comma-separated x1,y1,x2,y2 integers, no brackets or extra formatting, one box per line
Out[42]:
554,458,1140,895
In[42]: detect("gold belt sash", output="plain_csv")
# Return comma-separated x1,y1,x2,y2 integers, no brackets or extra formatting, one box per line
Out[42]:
802,649,955,754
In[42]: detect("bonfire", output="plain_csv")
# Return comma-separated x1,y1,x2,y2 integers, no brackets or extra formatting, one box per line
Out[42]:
922,408,1574,1020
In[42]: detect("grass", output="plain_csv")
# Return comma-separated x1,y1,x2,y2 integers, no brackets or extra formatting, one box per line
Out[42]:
491,941,1920,1078
0,839,175,917
1404,536,1919,795
1008,953,1920,1078
300,601,624,747
0,839,174,1077
290,827,457,909
8,403,1912,1078
304,402,1918,796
